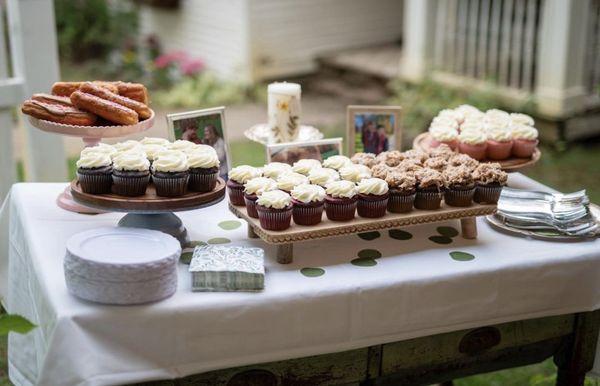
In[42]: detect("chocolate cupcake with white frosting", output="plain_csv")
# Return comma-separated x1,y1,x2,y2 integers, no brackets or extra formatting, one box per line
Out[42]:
151,150,189,197
276,172,309,193
443,166,475,207
113,140,143,154
339,164,372,183
308,167,340,187
227,165,262,205
291,184,326,225
356,178,389,218
140,137,170,147
262,162,293,179
112,151,151,196
167,139,196,153
473,163,507,204
324,180,358,221
243,177,277,218
256,190,293,231
141,144,166,164
322,155,352,171
414,168,445,210
292,159,322,176
76,151,113,194
385,171,417,213
187,150,220,192
80,143,117,158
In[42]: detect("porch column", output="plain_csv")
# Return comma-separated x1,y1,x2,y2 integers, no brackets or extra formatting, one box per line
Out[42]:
399,0,437,82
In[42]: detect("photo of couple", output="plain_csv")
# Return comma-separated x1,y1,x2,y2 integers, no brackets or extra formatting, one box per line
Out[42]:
354,113,396,155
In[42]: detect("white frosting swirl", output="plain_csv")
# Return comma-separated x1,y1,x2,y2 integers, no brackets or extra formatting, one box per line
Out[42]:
81,143,117,157
455,104,481,116
437,109,462,123
76,152,111,168
244,177,277,195
486,109,510,120
510,113,534,127
262,162,293,179
142,144,166,161
357,178,389,196
459,129,487,145
112,152,150,171
229,165,262,184
185,144,217,155
187,151,219,169
325,180,358,198
511,124,538,140
339,164,372,183
140,137,170,146
292,159,322,175
256,189,292,209
276,172,309,191
290,184,326,203
113,140,142,153
308,168,340,186
431,116,459,130
322,155,352,170
487,127,513,142
430,127,459,142
168,140,197,152
152,150,189,173
112,149,147,161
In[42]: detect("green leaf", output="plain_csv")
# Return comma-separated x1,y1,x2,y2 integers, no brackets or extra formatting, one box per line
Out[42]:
218,220,242,230
300,267,325,277
351,257,378,267
358,249,382,259
428,235,453,244
437,226,459,238
207,237,231,245
450,251,475,261
357,231,381,241
0,314,36,336
388,229,413,240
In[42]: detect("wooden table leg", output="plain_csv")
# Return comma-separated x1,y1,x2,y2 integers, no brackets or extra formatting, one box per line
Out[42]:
460,217,477,239
247,224,259,239
554,310,600,386
277,244,293,264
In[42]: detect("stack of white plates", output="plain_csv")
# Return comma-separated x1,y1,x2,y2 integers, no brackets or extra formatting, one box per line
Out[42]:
64,227,181,305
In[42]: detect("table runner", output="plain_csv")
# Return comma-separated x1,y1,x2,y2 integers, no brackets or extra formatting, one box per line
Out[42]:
1,174,599,386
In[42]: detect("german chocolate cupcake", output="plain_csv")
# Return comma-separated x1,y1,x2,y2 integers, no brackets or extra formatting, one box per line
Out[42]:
423,157,448,172
428,144,455,160
385,171,417,213
350,152,377,168
473,163,507,204
403,149,429,164
375,150,404,167
356,178,389,218
291,184,326,225
443,166,475,207
370,163,391,180
322,155,352,171
262,162,293,179
112,151,150,196
151,150,189,197
292,159,322,176
448,153,479,172
244,177,277,218
339,164,372,183
76,151,113,194
256,190,293,231
276,172,309,193
227,165,261,205
397,159,423,173
414,168,445,210
308,167,340,187
324,180,358,221
187,150,220,192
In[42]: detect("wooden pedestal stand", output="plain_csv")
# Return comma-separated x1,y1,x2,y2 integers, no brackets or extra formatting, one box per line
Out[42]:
230,202,496,264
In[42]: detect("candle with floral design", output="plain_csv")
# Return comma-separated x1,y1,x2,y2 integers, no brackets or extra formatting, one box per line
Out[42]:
267,82,301,143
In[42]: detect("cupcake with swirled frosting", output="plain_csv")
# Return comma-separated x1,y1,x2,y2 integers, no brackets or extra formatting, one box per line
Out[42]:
140,137,170,147
511,124,539,158
339,164,372,183
185,144,217,156
322,155,352,170
256,190,293,230
112,151,151,196
113,140,143,154
80,143,117,158
276,172,309,193
227,165,262,205
324,180,358,221
262,162,293,179
292,159,322,175
151,150,189,197
142,144,166,163
458,129,488,160
308,167,340,187
243,177,277,218
291,184,326,225
486,125,513,160
76,151,113,194
187,150,220,192
167,140,196,153
429,126,459,150
356,178,389,218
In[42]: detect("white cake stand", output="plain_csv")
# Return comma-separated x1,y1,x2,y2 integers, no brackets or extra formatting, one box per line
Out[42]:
28,111,155,213
244,123,324,145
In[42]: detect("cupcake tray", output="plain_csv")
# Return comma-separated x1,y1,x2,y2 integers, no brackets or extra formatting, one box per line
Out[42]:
413,133,541,172
70,178,226,247
229,201,497,264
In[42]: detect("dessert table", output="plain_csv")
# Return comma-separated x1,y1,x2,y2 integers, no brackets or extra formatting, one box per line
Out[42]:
1,174,599,386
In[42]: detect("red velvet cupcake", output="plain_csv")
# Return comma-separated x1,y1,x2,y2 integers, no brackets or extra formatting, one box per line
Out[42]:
356,178,389,218
290,184,326,225
227,165,262,206
324,180,358,221
243,177,277,218
256,190,293,231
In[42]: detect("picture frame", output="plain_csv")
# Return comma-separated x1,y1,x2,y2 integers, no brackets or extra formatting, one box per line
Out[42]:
347,105,402,156
166,107,231,178
266,137,344,165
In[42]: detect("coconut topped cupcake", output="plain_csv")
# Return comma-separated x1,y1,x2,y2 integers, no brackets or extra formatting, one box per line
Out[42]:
350,152,377,168
81,143,117,157
308,167,340,187
416,168,445,190
448,153,479,171
339,164,372,183
397,158,424,173
291,184,326,203
256,189,292,209
292,159,322,175
142,144,166,161
385,171,417,193
187,151,219,169
473,163,508,186
112,151,150,171
325,180,358,199
76,152,112,169
262,162,293,179
444,166,475,189
276,172,309,192
114,140,142,153
423,157,448,171
428,144,455,159
357,178,388,196
152,150,188,173
511,124,538,140
510,113,534,127
403,149,429,163
140,137,170,147
168,139,196,152
229,165,262,184
370,163,391,179
375,150,404,167
322,155,352,170
244,177,277,196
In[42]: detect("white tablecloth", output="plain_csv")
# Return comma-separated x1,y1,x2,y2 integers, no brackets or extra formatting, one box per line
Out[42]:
1,174,599,386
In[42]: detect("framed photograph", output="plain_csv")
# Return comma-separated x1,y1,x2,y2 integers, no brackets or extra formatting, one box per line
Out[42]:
347,105,402,156
266,137,344,165
166,107,231,179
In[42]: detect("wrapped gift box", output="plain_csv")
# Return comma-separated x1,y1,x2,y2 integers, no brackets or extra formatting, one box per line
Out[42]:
189,245,265,291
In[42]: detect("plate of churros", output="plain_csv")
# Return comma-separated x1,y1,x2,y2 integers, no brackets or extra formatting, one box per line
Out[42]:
22,80,155,138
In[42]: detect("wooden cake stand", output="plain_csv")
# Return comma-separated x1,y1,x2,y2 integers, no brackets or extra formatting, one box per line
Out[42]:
230,201,497,264
413,132,541,172
28,111,155,214
71,177,226,247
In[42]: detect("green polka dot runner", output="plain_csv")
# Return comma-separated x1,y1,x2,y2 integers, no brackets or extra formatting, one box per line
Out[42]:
428,235,453,245
389,229,413,240
351,257,378,267
358,249,382,259
437,226,459,238
450,251,475,261
300,267,325,277
207,237,231,245
218,220,242,230
358,231,381,241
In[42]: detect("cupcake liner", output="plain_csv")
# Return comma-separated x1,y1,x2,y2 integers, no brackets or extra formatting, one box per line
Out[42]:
474,184,503,204
77,170,112,194
388,190,416,213
292,200,324,225
257,205,293,230
512,139,538,158
357,194,389,218
414,190,443,210
226,180,245,206
325,196,357,221
112,173,150,197
444,186,475,207
244,193,259,218
153,173,189,197
487,140,513,160
189,169,219,192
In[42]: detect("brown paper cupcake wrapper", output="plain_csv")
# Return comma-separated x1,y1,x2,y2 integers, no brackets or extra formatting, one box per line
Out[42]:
414,190,443,210
112,174,150,197
227,181,245,206
292,202,324,225
388,191,416,213
189,170,218,192
357,195,389,218
153,174,189,197
77,171,112,194
257,205,293,230
325,199,357,222
244,194,259,218
444,187,475,207
474,184,503,204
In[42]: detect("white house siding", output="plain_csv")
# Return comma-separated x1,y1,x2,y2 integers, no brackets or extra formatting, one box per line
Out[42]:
139,0,251,81
248,0,404,80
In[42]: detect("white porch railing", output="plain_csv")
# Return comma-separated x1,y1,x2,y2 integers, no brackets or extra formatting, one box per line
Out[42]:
0,0,66,199
585,0,600,96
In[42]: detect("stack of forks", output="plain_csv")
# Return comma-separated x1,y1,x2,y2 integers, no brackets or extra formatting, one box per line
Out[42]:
494,188,598,238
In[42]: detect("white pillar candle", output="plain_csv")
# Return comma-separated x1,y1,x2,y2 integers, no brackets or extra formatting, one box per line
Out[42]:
267,82,301,143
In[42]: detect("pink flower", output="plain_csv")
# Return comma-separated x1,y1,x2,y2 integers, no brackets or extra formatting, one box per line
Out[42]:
154,51,187,69
180,58,205,75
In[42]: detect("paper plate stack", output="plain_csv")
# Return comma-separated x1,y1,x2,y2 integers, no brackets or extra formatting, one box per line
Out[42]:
64,227,181,305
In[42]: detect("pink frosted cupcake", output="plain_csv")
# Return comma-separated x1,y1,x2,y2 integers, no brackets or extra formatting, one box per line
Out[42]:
429,126,459,150
511,124,539,158
458,129,488,160
486,126,513,160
